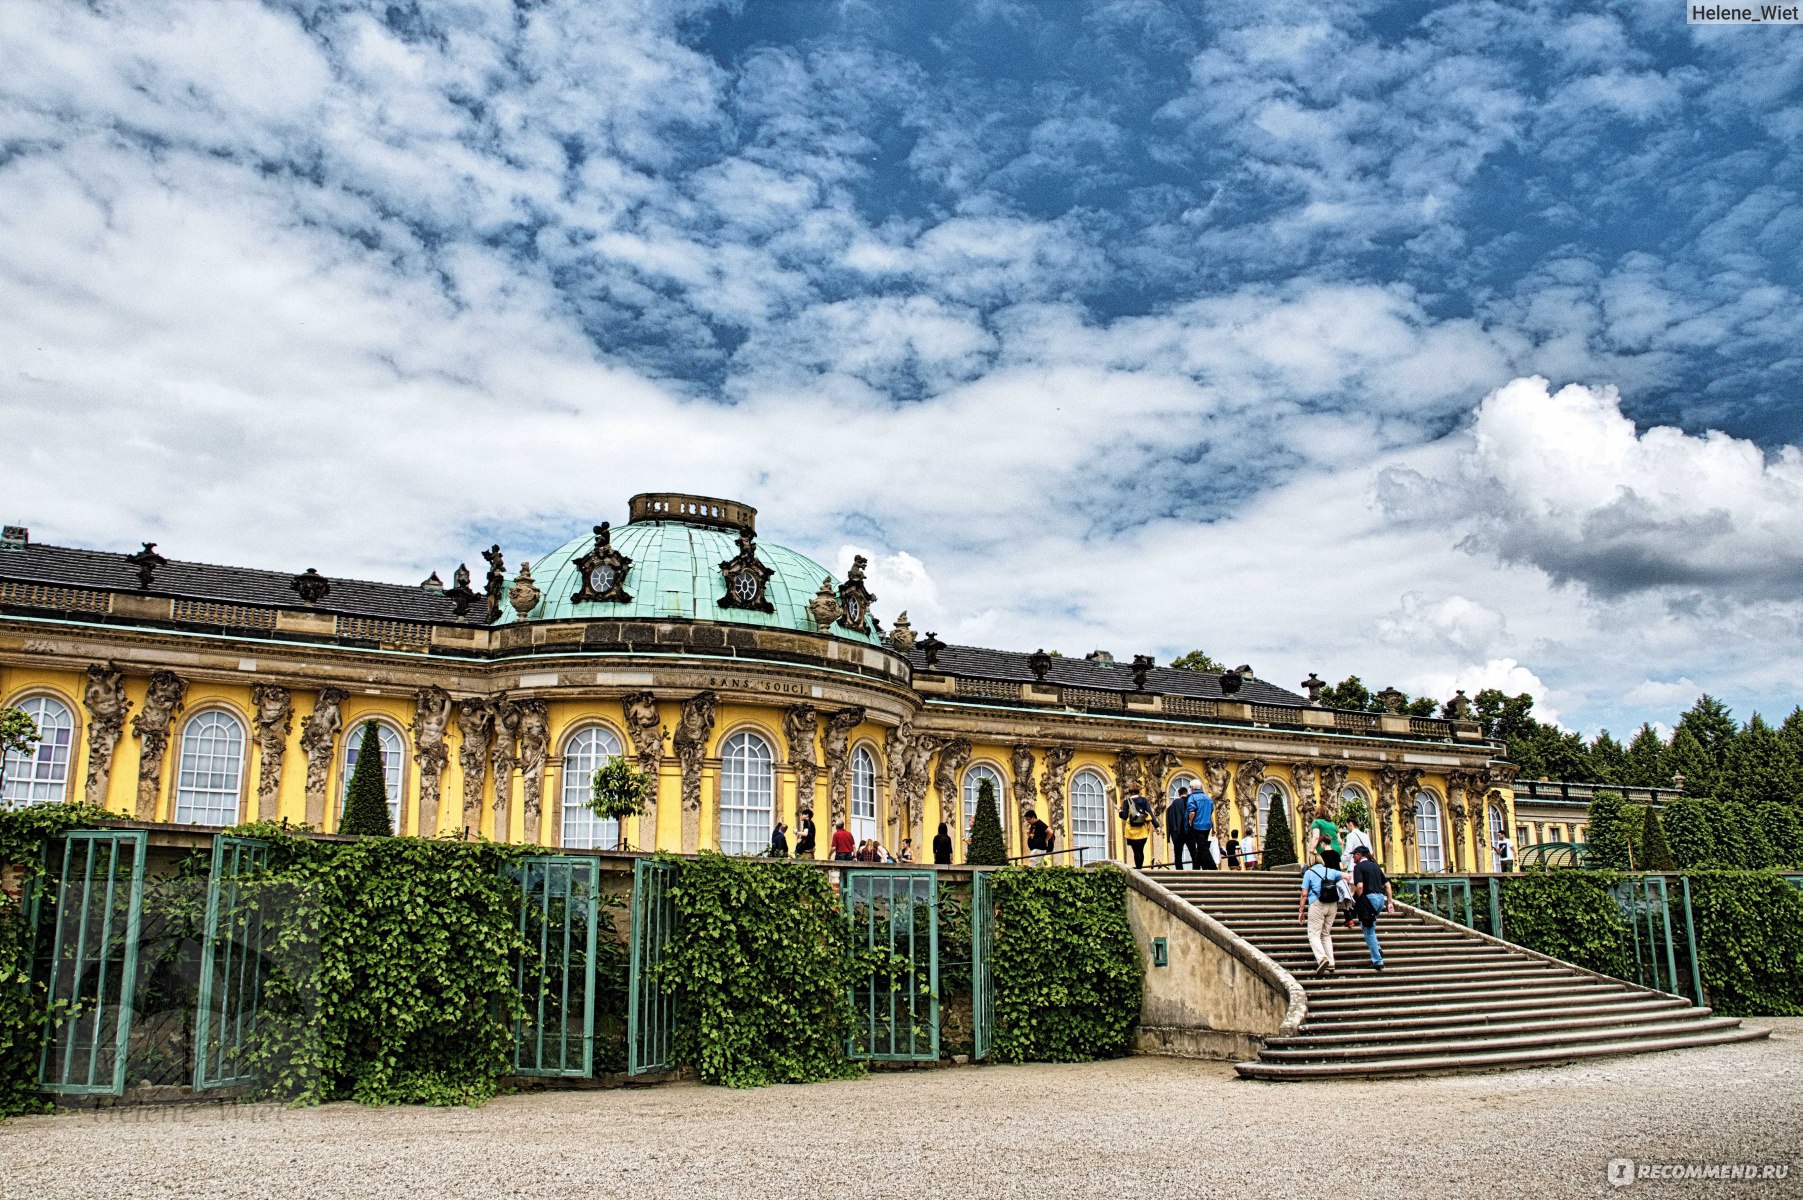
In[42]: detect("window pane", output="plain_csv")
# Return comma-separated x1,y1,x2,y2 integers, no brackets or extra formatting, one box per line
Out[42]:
719,732,773,855
344,723,406,829
962,764,1003,826
2,695,75,809
174,711,246,826
1071,769,1107,859
562,726,624,849
851,747,878,843
1415,793,1442,872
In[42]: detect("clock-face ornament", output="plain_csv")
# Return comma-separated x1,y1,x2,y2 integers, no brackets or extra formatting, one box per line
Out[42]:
835,555,877,634
571,523,634,605
718,528,775,613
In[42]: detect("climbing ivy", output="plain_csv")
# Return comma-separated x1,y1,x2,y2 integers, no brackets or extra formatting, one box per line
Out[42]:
988,866,1140,1063
1684,871,1803,1016
1499,871,1631,979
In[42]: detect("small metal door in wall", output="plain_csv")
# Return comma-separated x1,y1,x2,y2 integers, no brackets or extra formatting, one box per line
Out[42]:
512,856,602,1077
845,869,939,1063
193,835,270,1090
626,857,678,1076
36,831,148,1096
970,870,995,1063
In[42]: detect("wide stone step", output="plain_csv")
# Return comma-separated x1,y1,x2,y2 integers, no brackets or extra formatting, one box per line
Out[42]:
1275,1004,1711,1047
1298,967,1570,992
1258,1015,1745,1063
1234,1026,1771,1081
1303,980,1627,1010
1294,996,1693,1035
1300,988,1657,1024
1267,949,1521,969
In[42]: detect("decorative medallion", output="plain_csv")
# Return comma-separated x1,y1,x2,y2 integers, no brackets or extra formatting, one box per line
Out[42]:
291,568,331,604
717,528,775,613
571,523,634,605
836,555,877,633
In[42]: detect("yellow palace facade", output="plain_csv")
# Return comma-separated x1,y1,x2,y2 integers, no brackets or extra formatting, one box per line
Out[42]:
0,494,1514,872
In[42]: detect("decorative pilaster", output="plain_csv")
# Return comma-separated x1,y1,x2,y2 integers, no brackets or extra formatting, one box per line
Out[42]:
300,687,348,829
822,707,865,826
933,737,972,831
1041,746,1074,830
81,663,130,808
1233,757,1267,837
412,686,452,838
622,692,663,850
784,704,820,828
516,699,550,845
674,692,718,854
455,696,495,835
1010,744,1039,823
492,696,520,841
131,670,186,820
251,685,292,822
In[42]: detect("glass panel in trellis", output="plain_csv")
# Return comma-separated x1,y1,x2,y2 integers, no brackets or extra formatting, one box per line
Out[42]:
1396,876,1473,927
1610,875,1679,995
35,831,148,1096
193,836,269,1090
845,869,939,1062
627,858,678,1076
970,870,995,1063
512,856,601,1078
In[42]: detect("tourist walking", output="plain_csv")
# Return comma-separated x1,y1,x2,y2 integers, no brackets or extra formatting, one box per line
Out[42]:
1185,787,1216,869
1240,829,1259,869
1496,831,1516,872
1342,815,1372,861
1299,852,1344,975
831,821,856,861
933,821,954,865
1119,786,1154,869
898,838,914,863
768,821,789,857
1306,805,1342,864
795,808,817,859
1350,845,1392,971
1025,808,1052,863
1166,787,1192,868
1223,828,1242,870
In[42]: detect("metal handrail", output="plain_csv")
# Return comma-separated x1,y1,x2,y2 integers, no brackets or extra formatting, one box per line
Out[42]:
1004,846,1094,865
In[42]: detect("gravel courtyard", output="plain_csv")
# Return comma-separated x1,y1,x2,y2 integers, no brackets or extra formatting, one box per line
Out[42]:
5,1021,1800,1200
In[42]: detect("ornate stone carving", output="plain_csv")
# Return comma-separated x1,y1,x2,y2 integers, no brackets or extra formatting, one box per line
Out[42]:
1144,750,1181,802
918,632,946,668
1376,686,1406,715
481,545,506,622
126,543,165,590
1233,758,1267,833
508,561,541,618
299,687,347,829
1130,655,1153,691
836,555,877,633
621,691,663,848
571,523,633,605
1300,673,1325,705
290,568,330,604
1010,745,1038,819
131,670,187,820
81,663,130,807
822,707,865,825
784,703,819,815
1396,768,1424,845
1112,749,1143,798
807,579,842,631
412,685,453,838
1220,668,1244,696
889,724,939,846
1041,746,1074,826
717,527,774,613
446,564,478,616
1027,649,1051,682
1445,689,1472,720
1200,758,1231,807
455,697,495,832
251,684,292,822
888,611,916,652
1374,764,1400,846
515,699,551,844
933,737,972,820
491,696,521,837
674,692,717,813
1319,764,1349,813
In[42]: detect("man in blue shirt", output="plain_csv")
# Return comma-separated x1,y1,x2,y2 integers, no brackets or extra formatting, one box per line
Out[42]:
1186,787,1216,870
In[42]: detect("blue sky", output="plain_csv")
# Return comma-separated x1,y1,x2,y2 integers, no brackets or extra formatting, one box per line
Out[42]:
1,0,1800,738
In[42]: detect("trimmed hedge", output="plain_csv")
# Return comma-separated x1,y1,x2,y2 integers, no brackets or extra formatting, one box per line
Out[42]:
989,866,1140,1062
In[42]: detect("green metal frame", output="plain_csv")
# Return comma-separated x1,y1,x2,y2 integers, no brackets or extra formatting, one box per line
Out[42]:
1486,877,1504,940
1517,842,1589,870
970,870,995,1062
1679,875,1706,1007
37,830,148,1097
1396,876,1474,927
193,835,270,1090
626,857,678,1076
845,869,939,1063
1610,875,1680,996
511,855,601,1078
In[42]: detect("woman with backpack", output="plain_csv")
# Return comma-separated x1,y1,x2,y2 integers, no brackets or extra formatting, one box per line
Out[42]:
1118,787,1154,869
1298,849,1346,976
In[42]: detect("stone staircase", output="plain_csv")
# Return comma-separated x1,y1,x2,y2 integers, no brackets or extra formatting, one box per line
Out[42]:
1145,868,1769,1081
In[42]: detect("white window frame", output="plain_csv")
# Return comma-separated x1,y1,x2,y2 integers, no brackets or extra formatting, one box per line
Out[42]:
1070,768,1108,862
851,745,879,844
719,730,774,856
1257,779,1288,842
1167,773,1200,802
2,694,75,809
1415,791,1444,873
962,762,1005,830
561,725,625,849
342,720,406,831
1488,803,1507,870
174,710,246,826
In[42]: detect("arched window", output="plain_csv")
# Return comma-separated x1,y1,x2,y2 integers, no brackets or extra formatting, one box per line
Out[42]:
1167,773,1200,803
175,711,246,826
1070,768,1109,861
561,726,624,850
851,746,879,844
342,721,406,831
962,763,1005,830
1488,803,1507,870
719,730,774,855
1257,779,1288,843
1339,783,1369,817
1415,792,1444,872
2,695,75,809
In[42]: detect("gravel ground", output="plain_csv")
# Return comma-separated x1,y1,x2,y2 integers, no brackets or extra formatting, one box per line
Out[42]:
5,1021,1801,1200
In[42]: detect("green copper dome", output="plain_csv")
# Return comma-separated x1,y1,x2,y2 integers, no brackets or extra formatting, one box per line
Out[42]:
497,506,881,646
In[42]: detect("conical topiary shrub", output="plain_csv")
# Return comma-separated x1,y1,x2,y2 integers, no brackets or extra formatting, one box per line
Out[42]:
1639,805,1675,871
339,720,394,836
966,776,1007,866
1662,797,1715,869
1585,790,1630,868
1262,800,1298,869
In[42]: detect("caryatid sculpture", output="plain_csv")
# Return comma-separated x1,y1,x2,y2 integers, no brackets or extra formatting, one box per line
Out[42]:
1041,745,1074,828
783,703,819,817
1010,744,1038,822
491,696,521,838
81,662,130,807
252,684,293,822
411,685,453,838
300,686,348,829
933,737,972,830
515,699,551,844
455,696,496,833
621,691,664,848
1233,758,1267,836
822,707,866,826
674,691,718,852
131,670,187,820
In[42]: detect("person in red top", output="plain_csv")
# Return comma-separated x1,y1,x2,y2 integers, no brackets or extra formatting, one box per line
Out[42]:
830,821,856,861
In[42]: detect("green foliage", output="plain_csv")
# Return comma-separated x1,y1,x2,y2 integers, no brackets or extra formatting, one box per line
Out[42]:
1757,804,1803,869
0,706,39,767
338,722,393,837
1584,791,1631,869
1712,800,1760,868
1318,675,1436,717
1262,799,1298,869
1639,806,1675,871
1725,714,1802,810
988,867,1139,1063
966,777,1007,866
587,755,654,839
1337,792,1372,833
1588,730,1627,785
1685,871,1803,1016
1168,649,1223,673
1499,871,1631,978
1662,798,1716,869
659,853,865,1088
1674,695,1738,794
1624,724,1669,788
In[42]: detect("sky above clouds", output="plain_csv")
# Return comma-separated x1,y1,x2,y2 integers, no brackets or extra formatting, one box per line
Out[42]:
2,0,1801,737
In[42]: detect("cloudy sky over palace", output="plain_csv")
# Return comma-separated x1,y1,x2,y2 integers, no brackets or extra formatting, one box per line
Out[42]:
2,1,1800,736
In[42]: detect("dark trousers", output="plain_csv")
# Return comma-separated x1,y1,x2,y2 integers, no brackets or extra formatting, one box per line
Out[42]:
1126,837,1146,869
1170,831,1189,869
1190,832,1216,870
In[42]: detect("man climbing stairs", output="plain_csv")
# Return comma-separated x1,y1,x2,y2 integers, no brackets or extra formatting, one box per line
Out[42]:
1144,868,1768,1080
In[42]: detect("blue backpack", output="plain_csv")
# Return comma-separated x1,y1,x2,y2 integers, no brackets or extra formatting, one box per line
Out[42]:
1186,792,1212,831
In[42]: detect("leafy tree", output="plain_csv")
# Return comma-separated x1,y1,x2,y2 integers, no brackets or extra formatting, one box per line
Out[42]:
1402,694,1439,717
1780,708,1803,776
1672,695,1737,795
1666,728,1717,798
1639,805,1675,871
1661,797,1716,869
1262,800,1298,869
338,722,394,837
588,755,655,849
966,777,1007,866
1589,730,1627,786
1758,804,1803,870
1724,713,1801,810
1584,791,1631,868
1473,689,1539,747
1318,675,1372,712
1338,791,1372,833
1168,649,1224,673
1623,724,1668,789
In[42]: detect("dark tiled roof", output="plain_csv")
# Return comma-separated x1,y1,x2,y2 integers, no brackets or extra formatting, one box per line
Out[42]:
0,542,489,626
908,643,1309,705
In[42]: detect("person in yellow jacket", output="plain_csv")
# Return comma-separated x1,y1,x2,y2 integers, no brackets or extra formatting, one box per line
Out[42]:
1118,787,1155,869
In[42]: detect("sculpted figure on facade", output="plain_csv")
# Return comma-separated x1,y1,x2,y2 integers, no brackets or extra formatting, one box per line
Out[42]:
81,662,130,806
899,728,942,844
515,699,551,844
1010,744,1038,821
491,696,521,836
1291,763,1319,821
822,707,865,826
934,737,972,822
131,670,187,820
1200,757,1231,809
1144,750,1181,803
674,692,718,853
1041,745,1074,826
455,696,495,833
251,684,293,822
1396,768,1424,845
411,685,453,838
622,692,663,774
1319,764,1349,814
299,687,348,829
783,703,819,814
1373,764,1399,845
1446,769,1474,859
1233,757,1267,832
1111,749,1143,800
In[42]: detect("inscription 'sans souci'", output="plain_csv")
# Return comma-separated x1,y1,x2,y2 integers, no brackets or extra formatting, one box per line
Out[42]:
698,674,806,696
